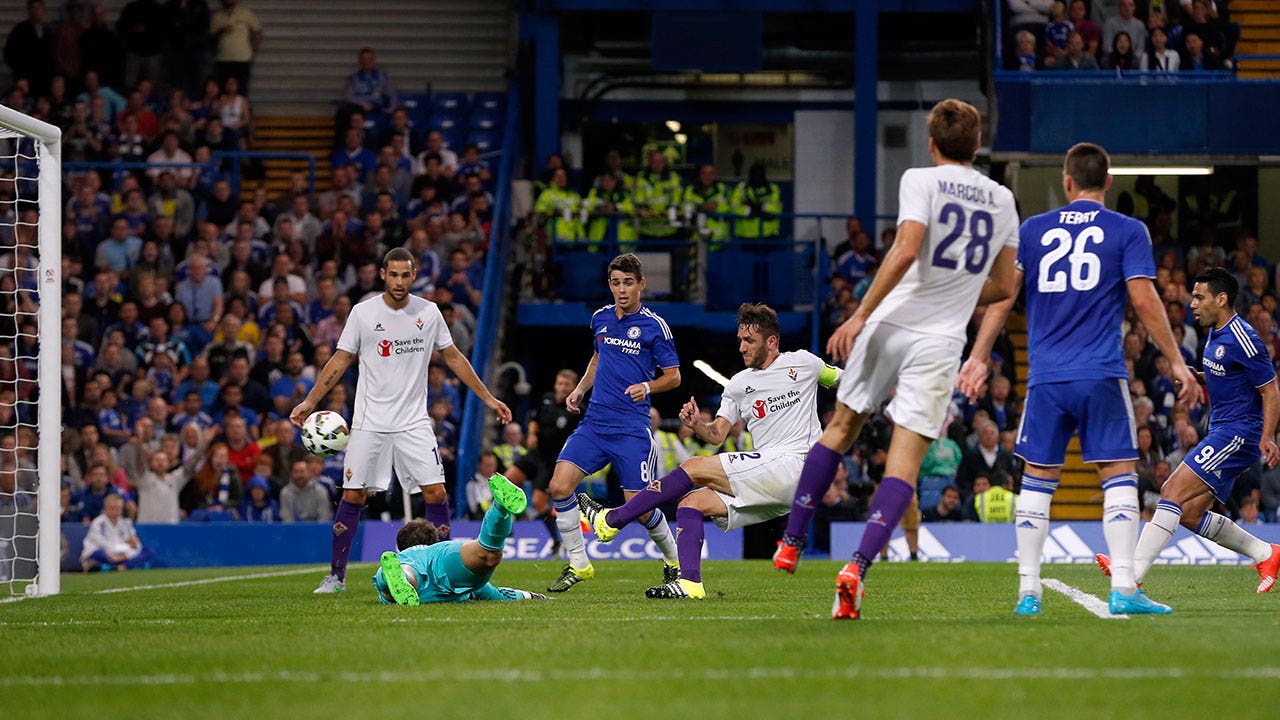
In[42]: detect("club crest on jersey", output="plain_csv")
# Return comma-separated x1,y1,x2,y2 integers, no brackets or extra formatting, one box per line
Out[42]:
627,326,642,340
373,323,385,332
752,399,767,419
787,368,798,381
416,317,424,330
1215,345,1225,360
377,339,393,357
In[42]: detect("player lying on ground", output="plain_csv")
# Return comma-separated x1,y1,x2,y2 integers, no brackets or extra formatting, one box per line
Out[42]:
373,474,547,605
578,303,839,599
1097,268,1280,596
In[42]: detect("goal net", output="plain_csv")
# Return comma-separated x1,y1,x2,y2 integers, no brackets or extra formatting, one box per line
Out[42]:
0,105,60,598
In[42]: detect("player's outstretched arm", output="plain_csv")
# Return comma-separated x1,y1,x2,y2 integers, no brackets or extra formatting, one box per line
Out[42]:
1259,379,1279,468
625,365,680,402
289,349,355,427
1128,277,1199,406
439,345,513,424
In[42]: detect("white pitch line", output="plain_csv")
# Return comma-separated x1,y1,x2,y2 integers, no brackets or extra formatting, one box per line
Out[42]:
4,666,1280,687
93,566,327,594
1043,578,1127,620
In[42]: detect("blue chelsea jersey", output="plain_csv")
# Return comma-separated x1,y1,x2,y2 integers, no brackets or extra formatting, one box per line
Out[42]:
1019,200,1155,387
584,304,679,430
1201,314,1276,436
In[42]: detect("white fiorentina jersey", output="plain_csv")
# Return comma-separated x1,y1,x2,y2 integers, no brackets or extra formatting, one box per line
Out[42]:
871,163,1019,341
717,350,835,456
338,294,453,432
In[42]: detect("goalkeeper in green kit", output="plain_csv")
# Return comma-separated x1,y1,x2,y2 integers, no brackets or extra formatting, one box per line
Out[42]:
372,474,547,604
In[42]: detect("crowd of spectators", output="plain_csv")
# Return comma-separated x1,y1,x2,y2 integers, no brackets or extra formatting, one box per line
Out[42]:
1006,0,1240,72
0,3,503,542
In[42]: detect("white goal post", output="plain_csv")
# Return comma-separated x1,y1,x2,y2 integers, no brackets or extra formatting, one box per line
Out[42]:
0,104,61,597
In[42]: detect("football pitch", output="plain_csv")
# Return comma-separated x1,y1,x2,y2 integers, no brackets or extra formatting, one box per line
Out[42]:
4,560,1279,720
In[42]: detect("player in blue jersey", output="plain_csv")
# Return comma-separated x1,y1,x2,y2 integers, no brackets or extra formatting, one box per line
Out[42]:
961,142,1198,616
373,474,548,605
1099,268,1280,595
545,253,682,592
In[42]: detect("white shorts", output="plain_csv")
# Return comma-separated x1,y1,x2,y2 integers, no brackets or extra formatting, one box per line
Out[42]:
711,450,805,531
342,427,445,494
835,321,962,440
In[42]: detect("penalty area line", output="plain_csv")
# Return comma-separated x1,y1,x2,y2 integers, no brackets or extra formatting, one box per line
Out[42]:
1043,578,1126,620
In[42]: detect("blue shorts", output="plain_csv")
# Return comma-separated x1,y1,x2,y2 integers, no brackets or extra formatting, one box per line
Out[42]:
1016,378,1138,466
557,421,656,491
1180,428,1261,503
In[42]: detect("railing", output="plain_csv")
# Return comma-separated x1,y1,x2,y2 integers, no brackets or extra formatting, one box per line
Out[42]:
64,151,317,195
455,81,521,512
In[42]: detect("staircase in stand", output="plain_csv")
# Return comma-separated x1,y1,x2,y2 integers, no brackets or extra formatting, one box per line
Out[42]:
247,116,332,198
1235,0,1280,79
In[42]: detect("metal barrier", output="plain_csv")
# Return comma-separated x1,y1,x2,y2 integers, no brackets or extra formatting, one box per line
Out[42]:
454,82,521,512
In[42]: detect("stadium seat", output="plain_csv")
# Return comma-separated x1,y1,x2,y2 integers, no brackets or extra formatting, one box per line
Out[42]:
440,130,465,152
469,109,503,132
918,476,951,511
466,129,499,153
472,91,505,112
399,92,429,113
427,112,465,134
431,92,469,114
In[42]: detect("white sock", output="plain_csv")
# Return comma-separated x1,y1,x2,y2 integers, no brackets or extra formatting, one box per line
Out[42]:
1135,500,1183,585
643,511,679,566
553,495,590,569
1101,476,1140,593
1014,476,1056,599
1195,511,1272,563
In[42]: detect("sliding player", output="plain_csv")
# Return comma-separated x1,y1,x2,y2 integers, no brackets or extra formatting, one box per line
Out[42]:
579,303,839,598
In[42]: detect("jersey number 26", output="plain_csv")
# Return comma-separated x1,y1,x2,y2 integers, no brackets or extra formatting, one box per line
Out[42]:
1037,227,1103,293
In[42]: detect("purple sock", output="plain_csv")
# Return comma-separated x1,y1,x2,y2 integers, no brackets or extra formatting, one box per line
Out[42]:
606,467,694,528
676,507,705,583
330,499,362,582
783,443,844,541
853,476,915,578
425,500,452,540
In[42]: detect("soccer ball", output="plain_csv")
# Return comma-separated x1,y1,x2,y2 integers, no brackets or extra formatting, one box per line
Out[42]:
301,411,350,457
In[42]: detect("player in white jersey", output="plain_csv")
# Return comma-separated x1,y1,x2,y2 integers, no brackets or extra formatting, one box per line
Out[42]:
771,99,1021,620
578,303,840,598
291,247,512,594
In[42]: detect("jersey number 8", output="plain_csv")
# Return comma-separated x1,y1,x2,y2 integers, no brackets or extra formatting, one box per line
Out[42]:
1038,227,1103,293
931,202,993,274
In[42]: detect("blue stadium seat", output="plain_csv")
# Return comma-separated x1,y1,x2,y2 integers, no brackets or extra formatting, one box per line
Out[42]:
917,476,951,511
399,92,429,113
431,92,469,114
557,250,609,300
469,109,503,132
466,129,499,153
472,91,505,112
440,130,465,152
427,112,464,133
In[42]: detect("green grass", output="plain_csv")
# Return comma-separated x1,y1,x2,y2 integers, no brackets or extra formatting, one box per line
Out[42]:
5,560,1280,720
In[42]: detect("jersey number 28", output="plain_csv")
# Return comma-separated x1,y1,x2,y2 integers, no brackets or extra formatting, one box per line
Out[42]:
931,202,993,274
1037,227,1103,293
